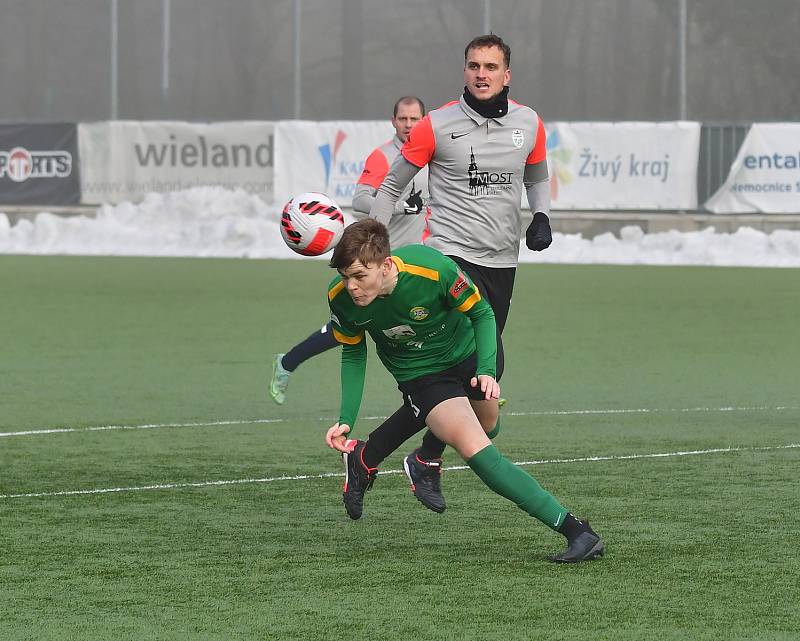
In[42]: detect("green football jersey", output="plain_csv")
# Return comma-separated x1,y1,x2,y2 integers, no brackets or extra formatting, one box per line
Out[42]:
327,244,497,429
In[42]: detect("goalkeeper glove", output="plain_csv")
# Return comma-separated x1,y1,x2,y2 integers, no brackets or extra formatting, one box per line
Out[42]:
402,188,424,215
526,211,552,251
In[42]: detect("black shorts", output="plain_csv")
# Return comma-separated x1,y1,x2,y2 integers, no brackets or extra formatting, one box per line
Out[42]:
448,256,516,333
397,353,485,423
449,256,516,381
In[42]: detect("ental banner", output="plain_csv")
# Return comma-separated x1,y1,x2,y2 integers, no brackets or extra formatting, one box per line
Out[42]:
705,123,800,213
546,122,700,210
79,121,274,204
0,123,80,205
273,120,394,207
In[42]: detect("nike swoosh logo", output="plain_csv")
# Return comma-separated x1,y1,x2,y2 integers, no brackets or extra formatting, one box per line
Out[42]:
450,131,470,139
354,319,372,326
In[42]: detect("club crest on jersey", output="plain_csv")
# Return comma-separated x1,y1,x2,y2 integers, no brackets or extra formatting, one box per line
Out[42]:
409,306,429,321
449,273,469,298
512,129,524,149
382,325,417,340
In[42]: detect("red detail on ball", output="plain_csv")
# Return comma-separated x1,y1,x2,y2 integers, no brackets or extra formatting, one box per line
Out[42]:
297,228,335,256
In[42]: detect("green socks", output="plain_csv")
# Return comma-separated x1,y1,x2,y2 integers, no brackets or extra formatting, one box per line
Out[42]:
467,444,568,531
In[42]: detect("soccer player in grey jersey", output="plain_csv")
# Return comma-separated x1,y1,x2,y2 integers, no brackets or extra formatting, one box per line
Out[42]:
367,34,555,503
352,97,429,249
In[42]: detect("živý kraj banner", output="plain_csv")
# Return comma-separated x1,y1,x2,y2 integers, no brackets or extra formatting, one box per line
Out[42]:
273,121,394,207
546,122,700,210
704,123,800,213
0,123,80,205
79,121,274,204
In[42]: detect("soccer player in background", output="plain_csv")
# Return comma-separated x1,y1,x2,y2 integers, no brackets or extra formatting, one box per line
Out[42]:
366,34,553,509
324,219,603,563
269,97,428,404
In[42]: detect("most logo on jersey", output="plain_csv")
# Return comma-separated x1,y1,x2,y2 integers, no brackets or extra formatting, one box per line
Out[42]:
467,146,512,196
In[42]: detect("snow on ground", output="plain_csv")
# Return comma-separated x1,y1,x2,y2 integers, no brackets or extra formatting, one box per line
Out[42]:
1,187,799,267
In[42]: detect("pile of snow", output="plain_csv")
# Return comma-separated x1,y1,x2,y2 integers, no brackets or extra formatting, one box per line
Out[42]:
531,225,800,268
0,187,295,259
1,187,799,267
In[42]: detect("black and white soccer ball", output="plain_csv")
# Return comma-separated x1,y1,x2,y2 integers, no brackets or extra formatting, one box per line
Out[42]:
280,192,345,256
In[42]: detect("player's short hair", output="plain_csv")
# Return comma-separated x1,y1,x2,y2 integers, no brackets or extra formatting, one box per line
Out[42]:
393,96,426,118
464,34,511,68
329,218,391,270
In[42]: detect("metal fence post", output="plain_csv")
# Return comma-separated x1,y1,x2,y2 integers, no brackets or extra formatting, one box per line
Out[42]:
162,0,171,114
110,0,118,120
678,0,687,120
294,0,302,119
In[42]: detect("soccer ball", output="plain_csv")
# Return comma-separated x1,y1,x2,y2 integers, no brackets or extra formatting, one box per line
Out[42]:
280,192,345,256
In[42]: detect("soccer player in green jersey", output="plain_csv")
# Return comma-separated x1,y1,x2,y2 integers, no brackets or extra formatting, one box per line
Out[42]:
324,219,604,563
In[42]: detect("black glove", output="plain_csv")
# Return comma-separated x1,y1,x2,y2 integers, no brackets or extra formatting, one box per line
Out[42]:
526,211,552,251
402,188,424,215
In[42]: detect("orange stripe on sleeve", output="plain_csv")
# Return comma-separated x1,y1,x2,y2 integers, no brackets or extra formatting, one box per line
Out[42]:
456,290,482,312
526,115,547,165
332,327,363,345
357,147,390,189
401,115,435,168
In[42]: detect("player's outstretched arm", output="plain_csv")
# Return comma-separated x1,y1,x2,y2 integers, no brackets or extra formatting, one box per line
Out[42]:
355,182,421,218
370,156,421,225
351,184,378,220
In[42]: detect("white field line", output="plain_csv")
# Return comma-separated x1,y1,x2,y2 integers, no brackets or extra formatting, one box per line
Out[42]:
0,418,285,438
1,443,797,500
2,405,798,439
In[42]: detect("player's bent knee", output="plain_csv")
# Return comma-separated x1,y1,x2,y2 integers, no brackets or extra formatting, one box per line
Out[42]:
452,430,493,460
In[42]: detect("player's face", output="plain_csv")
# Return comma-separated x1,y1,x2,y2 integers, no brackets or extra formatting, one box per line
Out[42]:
392,102,424,142
339,258,391,306
464,45,510,102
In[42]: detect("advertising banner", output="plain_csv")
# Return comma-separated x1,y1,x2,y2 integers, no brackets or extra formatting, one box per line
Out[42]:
0,123,80,205
547,122,700,210
704,123,800,213
79,121,274,204
273,120,394,207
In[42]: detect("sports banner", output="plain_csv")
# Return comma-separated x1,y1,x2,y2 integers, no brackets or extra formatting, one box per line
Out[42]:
273,120,394,207
546,122,700,210
704,124,800,213
79,121,274,204
0,123,80,205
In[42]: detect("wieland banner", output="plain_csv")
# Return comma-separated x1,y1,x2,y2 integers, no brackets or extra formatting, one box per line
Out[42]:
273,121,394,207
546,122,701,210
79,121,274,204
705,123,800,213
0,123,80,205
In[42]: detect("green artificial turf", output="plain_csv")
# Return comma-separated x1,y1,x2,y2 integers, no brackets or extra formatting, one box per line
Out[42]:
1,255,798,640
